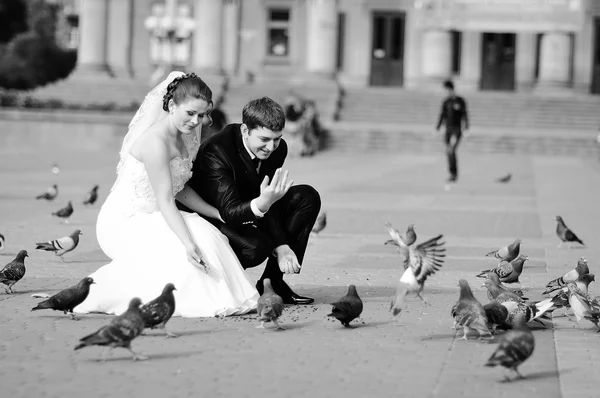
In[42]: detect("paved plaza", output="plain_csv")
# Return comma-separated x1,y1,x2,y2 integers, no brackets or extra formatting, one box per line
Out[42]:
1,135,600,398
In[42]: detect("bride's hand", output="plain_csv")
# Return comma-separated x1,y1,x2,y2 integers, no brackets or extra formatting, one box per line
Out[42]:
186,243,209,273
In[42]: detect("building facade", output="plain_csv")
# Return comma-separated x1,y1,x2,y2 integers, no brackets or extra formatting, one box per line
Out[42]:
68,0,600,94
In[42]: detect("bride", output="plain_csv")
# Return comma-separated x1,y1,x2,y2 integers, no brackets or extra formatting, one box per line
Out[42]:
75,72,259,317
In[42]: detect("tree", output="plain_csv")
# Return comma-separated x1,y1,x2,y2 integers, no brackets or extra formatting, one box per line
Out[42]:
0,0,28,44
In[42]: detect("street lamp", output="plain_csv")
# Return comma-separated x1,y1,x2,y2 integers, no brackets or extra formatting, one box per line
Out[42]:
145,0,195,84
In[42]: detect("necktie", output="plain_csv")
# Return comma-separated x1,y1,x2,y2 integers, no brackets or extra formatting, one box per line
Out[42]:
251,157,261,171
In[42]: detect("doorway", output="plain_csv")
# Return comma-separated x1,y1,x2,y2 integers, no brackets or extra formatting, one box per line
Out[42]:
370,11,405,86
480,33,516,91
592,18,600,94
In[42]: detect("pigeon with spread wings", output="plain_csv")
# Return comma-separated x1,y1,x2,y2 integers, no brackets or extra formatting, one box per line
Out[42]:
385,223,446,315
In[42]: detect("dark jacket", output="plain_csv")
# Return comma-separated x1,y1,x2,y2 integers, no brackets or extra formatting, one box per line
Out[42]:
436,95,469,131
184,123,288,248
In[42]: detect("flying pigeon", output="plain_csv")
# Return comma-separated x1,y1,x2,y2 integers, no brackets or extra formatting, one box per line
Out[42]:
140,283,177,337
51,163,60,174
74,297,147,361
0,233,5,252
327,285,363,327
257,278,285,330
36,184,58,201
0,250,28,294
476,255,528,284
555,216,585,248
83,185,99,206
385,224,445,315
485,238,521,263
35,229,83,261
385,222,417,248
31,277,95,320
496,173,512,183
52,201,74,223
485,314,535,382
543,257,589,295
311,211,327,234
451,279,492,340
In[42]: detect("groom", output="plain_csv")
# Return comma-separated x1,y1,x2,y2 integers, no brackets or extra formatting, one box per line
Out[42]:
179,96,321,305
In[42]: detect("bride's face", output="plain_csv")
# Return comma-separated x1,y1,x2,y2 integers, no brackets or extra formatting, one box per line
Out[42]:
169,97,213,134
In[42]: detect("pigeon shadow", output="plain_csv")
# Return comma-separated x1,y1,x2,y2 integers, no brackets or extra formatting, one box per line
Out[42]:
88,349,204,362
497,369,566,383
421,332,458,341
0,252,20,257
143,329,212,337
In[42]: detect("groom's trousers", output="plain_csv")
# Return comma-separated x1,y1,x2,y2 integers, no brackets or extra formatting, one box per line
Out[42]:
204,184,321,285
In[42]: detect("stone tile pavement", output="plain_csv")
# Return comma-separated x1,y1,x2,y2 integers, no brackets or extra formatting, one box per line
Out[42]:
1,142,600,398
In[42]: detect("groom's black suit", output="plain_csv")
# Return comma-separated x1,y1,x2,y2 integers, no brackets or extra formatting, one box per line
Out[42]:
177,124,321,302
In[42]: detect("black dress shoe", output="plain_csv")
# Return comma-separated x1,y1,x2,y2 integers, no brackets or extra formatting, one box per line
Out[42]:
256,279,314,305
282,293,314,305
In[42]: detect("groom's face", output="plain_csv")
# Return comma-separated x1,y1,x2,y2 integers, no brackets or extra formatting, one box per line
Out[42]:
242,125,283,160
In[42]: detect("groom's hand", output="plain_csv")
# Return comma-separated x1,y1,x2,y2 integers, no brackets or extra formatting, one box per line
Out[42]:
274,245,301,274
256,168,294,213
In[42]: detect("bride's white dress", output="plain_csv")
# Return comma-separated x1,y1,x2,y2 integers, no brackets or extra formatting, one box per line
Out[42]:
75,136,259,317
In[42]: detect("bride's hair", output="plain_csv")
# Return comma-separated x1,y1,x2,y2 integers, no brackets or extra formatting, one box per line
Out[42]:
162,73,213,112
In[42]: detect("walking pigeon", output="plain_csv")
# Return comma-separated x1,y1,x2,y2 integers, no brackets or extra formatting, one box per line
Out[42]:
555,215,585,248
36,184,58,201
83,185,99,206
52,201,74,223
257,278,285,330
485,314,535,382
451,279,492,340
485,238,521,263
327,285,363,327
35,229,82,261
31,277,95,319
0,250,28,294
140,283,177,337
74,297,147,361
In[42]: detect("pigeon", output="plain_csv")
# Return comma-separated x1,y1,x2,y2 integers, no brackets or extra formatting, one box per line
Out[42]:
140,283,177,337
83,185,99,206
256,278,285,330
543,257,589,295
538,274,595,319
483,300,510,333
52,201,74,223
555,215,585,248
385,224,446,315
385,222,418,248
476,255,528,284
51,163,60,174
484,273,528,300
0,250,28,294
35,229,83,261
36,184,58,201
482,278,527,303
451,279,492,340
0,233,5,252
31,277,95,320
327,285,363,327
496,173,512,183
74,297,147,361
311,211,327,234
489,287,554,328
485,313,535,382
567,282,600,331
485,238,521,263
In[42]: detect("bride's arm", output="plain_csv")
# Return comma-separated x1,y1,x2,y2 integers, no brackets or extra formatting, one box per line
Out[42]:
142,139,197,251
176,185,223,222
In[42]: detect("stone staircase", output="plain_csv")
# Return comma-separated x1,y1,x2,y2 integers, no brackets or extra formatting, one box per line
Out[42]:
221,82,340,124
339,88,600,131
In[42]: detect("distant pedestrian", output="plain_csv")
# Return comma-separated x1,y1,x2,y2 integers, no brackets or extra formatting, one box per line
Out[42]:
435,80,469,183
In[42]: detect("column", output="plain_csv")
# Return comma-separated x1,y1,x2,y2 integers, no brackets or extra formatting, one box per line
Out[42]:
421,29,452,81
222,0,240,76
537,32,571,89
193,0,223,74
456,31,481,91
514,32,536,91
107,0,134,78
76,0,110,75
305,0,337,76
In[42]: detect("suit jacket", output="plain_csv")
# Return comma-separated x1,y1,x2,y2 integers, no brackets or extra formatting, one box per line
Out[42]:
184,123,288,248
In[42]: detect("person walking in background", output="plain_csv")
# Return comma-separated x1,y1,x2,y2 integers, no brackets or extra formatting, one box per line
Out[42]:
435,80,469,183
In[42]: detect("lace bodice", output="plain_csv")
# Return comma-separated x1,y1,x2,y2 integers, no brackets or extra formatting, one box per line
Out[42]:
109,154,193,215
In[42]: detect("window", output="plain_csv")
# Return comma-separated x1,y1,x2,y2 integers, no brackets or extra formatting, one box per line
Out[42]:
267,8,290,57
451,30,462,74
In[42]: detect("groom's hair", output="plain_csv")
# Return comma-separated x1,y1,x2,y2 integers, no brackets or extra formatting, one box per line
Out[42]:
242,97,285,132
